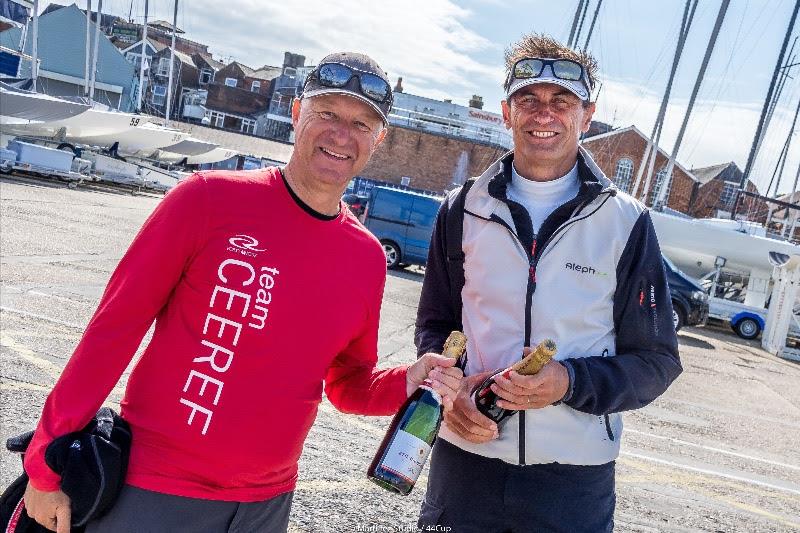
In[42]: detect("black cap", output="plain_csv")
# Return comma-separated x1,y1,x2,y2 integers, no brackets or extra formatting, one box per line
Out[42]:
302,52,393,125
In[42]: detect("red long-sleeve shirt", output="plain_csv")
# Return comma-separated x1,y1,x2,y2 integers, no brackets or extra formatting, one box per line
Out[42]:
24,168,408,501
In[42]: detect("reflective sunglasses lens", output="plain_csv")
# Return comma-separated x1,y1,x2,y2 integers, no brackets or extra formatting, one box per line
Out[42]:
359,74,390,102
514,59,544,79
317,63,353,87
552,60,583,81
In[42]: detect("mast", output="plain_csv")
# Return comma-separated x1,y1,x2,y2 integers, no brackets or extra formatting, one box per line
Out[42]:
767,92,800,198
136,0,149,112
89,0,103,100
164,0,179,125
582,0,604,51
740,0,800,194
632,0,697,202
573,0,591,49
30,0,38,91
655,0,730,209
567,0,586,48
84,0,92,95
786,160,800,238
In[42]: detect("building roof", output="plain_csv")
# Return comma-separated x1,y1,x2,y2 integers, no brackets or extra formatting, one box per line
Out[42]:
580,125,700,183
121,37,167,55
251,66,282,81
691,162,734,185
43,3,121,29
147,37,168,52
778,190,800,202
148,20,185,34
174,49,194,66
195,52,224,71
231,62,281,81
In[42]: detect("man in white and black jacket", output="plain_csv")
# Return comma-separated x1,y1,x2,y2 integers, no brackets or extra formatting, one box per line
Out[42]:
415,34,682,532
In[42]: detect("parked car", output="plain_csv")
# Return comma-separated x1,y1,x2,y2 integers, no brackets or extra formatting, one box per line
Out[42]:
342,193,369,218
363,187,442,269
663,254,709,331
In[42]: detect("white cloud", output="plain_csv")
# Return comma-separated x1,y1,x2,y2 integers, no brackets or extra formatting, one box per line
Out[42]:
180,0,499,94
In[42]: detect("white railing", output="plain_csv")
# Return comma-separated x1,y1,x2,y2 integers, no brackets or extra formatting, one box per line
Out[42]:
388,106,511,148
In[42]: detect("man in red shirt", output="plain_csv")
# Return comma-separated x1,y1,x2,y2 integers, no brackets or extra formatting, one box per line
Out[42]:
22,51,462,533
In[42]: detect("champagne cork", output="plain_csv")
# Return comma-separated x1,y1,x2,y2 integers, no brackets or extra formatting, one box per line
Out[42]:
441,331,467,360
510,339,557,375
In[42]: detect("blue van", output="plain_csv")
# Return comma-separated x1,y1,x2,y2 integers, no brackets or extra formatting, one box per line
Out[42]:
363,187,442,269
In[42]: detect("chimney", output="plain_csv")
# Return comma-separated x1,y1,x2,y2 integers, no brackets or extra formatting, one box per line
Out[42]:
283,52,306,68
469,95,483,109
394,77,404,93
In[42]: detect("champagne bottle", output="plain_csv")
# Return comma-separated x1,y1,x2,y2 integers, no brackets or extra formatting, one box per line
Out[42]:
367,331,467,495
474,339,557,424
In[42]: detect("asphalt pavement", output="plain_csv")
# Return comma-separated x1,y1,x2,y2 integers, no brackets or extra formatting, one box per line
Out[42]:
1,174,799,532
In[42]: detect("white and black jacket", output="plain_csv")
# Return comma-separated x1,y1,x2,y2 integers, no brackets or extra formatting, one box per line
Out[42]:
415,148,682,466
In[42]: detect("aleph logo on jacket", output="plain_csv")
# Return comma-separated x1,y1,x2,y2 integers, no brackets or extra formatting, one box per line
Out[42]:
565,262,608,276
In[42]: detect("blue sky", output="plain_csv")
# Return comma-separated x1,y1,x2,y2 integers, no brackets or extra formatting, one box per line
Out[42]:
41,0,800,195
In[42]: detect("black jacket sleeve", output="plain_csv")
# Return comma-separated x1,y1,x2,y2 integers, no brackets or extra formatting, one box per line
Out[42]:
414,197,460,357
563,210,682,415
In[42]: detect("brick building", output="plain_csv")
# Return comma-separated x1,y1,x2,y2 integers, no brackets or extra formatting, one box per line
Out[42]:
361,125,508,192
772,191,800,240
690,162,767,222
581,126,698,214
145,47,198,118
203,61,281,135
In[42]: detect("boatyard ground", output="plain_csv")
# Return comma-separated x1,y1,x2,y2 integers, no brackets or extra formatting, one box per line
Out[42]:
1,175,799,532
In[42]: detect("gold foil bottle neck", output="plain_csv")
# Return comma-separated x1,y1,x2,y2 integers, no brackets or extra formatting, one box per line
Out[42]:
511,339,557,375
442,331,467,359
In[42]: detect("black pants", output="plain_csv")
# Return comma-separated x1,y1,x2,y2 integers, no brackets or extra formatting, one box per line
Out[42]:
418,439,615,533
86,485,293,533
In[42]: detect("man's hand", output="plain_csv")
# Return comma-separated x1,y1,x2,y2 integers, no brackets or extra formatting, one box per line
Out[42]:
443,371,499,443
407,353,464,411
23,483,71,533
491,360,569,410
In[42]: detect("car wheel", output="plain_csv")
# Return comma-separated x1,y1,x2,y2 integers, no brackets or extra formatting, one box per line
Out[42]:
671,301,685,332
381,241,401,269
734,317,761,340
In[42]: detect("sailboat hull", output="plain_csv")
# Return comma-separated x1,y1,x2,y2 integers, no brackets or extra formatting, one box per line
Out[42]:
0,108,151,140
72,123,189,155
650,210,800,278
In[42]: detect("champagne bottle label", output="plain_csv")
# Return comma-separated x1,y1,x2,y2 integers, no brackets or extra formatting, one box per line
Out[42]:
379,430,432,484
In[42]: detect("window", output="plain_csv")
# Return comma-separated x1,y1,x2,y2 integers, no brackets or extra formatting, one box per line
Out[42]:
225,77,238,87
283,67,296,77
241,118,256,134
251,80,261,92
720,182,739,209
157,57,170,77
199,68,214,85
150,85,167,106
650,167,671,206
207,110,225,127
613,158,634,193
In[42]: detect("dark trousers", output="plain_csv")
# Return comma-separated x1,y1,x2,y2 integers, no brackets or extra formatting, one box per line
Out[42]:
418,439,615,533
86,485,293,533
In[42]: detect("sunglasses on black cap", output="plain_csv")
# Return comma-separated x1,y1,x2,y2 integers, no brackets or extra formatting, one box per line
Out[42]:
307,62,393,104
